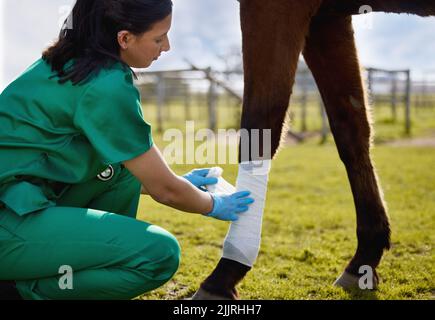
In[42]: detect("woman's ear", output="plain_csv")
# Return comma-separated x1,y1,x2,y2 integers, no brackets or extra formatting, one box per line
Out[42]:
117,31,131,50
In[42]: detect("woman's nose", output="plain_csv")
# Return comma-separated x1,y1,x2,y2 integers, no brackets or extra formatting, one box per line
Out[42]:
162,36,171,52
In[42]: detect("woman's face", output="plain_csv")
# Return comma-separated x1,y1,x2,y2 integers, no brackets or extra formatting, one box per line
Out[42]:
118,14,172,68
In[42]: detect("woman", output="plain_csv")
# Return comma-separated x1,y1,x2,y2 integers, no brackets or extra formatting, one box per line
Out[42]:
0,0,254,300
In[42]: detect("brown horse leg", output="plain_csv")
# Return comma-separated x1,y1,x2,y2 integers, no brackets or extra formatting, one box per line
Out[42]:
192,0,322,300
303,15,390,289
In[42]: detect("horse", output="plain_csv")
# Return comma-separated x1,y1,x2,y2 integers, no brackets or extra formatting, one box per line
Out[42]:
192,0,435,300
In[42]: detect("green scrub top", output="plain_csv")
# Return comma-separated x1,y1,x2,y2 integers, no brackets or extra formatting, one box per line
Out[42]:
0,57,153,216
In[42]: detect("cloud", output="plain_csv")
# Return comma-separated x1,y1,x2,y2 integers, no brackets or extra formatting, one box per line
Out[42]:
1,0,435,92
1,0,75,91
148,0,241,71
353,13,435,79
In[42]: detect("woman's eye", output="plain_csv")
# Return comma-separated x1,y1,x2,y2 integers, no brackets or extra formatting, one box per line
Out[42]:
155,39,163,44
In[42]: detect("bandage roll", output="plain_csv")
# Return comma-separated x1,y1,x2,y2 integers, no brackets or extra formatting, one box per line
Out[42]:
206,167,236,195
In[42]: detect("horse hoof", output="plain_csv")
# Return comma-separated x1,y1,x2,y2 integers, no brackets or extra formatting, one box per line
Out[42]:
333,271,360,289
333,271,378,290
190,288,234,300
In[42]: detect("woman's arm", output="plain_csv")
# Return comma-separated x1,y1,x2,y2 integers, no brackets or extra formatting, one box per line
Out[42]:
123,145,213,215
140,184,149,195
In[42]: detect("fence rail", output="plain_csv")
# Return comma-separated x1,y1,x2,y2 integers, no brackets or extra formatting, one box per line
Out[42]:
135,64,435,139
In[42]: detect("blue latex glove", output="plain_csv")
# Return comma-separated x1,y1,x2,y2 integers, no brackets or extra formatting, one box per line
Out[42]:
206,191,255,221
183,168,218,191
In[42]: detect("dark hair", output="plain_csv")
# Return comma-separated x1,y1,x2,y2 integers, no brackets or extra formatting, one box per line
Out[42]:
42,0,173,85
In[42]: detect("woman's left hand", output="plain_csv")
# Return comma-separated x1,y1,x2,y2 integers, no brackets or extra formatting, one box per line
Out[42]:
182,168,218,191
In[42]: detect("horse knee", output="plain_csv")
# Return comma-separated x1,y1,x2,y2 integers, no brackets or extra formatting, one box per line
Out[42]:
357,220,391,252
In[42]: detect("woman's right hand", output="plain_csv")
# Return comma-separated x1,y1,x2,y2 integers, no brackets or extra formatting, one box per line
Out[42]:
205,191,255,221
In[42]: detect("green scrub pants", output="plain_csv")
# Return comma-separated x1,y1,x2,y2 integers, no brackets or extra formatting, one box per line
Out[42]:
0,164,181,300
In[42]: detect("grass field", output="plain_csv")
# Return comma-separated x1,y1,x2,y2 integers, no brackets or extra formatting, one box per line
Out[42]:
135,97,435,300
136,139,435,300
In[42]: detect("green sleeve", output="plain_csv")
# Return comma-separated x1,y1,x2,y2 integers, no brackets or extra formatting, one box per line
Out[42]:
73,71,153,165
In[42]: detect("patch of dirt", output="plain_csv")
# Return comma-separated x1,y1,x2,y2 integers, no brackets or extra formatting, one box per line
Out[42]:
383,135,435,147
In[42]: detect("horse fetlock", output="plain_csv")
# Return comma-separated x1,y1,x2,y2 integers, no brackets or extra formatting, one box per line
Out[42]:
357,221,391,252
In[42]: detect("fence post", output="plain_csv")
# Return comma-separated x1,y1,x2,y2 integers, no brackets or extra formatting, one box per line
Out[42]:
184,85,191,121
367,68,374,100
415,80,421,113
405,70,411,135
422,77,428,109
390,72,397,122
156,74,165,133
300,75,308,132
207,74,218,132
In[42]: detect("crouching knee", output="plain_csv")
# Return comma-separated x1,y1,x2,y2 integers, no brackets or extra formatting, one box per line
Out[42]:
137,226,181,286
154,231,181,283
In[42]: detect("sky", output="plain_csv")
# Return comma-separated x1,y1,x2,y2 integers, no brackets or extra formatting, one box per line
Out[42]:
1,0,435,92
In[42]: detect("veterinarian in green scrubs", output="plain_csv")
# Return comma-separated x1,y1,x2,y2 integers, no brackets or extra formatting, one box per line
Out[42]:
0,0,254,300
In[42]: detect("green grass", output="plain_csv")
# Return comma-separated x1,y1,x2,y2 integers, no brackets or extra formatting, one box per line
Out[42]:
136,143,435,300
135,97,435,299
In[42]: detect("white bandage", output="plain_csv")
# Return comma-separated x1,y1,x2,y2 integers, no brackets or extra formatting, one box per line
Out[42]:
206,167,236,195
206,162,271,267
